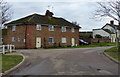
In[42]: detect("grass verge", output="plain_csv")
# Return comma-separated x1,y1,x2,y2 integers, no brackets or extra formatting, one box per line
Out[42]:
45,43,116,49
104,47,120,61
1,55,23,72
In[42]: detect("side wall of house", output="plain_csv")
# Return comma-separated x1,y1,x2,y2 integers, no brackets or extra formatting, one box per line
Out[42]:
3,25,26,48
28,25,79,48
103,25,115,33
93,29,110,38
3,25,79,48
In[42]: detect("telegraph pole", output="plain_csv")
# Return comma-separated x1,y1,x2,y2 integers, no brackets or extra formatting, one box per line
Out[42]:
118,2,120,52
115,26,118,50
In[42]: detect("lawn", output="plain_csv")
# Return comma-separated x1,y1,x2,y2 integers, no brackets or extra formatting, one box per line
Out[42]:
45,43,116,49
104,47,120,61
1,55,23,72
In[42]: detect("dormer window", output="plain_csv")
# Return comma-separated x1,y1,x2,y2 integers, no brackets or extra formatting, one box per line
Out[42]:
71,27,74,32
48,25,54,31
12,26,16,31
36,24,41,30
61,26,66,32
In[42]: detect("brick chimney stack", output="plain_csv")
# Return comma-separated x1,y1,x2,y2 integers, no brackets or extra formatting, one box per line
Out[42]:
110,20,114,25
45,10,54,17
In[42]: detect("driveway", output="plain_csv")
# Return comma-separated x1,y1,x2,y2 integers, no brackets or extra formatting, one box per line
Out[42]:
7,47,118,75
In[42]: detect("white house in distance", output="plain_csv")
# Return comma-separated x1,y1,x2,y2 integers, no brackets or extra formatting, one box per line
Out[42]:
93,21,120,43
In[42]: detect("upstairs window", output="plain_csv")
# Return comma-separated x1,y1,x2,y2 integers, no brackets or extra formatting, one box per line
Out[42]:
61,26,66,32
111,28,115,33
61,37,67,43
12,26,16,31
48,37,54,43
36,24,41,30
12,37,16,42
48,25,54,31
71,27,75,32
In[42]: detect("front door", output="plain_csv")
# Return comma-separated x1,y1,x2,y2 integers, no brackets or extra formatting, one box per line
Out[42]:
71,38,75,46
36,37,41,48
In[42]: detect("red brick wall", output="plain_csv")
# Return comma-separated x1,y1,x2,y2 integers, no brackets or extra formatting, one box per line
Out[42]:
3,24,79,48
3,25,26,48
91,38,111,43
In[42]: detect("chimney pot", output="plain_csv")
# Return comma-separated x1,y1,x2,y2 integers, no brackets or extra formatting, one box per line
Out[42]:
110,20,114,25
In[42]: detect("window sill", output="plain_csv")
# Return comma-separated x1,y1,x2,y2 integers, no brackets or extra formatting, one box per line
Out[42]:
49,30,54,31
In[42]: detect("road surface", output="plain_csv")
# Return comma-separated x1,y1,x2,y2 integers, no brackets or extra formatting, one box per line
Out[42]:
7,47,118,75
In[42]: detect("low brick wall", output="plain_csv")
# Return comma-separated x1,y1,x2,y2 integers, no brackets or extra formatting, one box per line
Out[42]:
91,38,111,43
82,38,111,43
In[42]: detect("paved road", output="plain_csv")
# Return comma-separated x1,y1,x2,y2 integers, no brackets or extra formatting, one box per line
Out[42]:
7,47,118,75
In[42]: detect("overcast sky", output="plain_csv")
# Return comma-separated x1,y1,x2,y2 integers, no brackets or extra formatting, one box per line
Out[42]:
6,0,115,31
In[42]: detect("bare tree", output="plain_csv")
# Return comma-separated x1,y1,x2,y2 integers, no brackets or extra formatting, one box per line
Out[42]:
0,0,13,25
93,1,120,51
94,1,120,23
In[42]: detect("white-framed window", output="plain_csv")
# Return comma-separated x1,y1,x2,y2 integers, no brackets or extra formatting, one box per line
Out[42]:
12,37,16,42
48,37,54,43
48,25,54,31
71,27,75,32
18,37,20,42
12,26,16,31
61,26,66,32
61,37,66,43
36,24,41,30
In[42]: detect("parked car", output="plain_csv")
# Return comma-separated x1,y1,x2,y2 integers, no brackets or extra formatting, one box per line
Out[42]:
79,40,89,45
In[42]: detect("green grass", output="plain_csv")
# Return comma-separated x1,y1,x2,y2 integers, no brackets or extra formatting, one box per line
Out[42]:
105,47,120,61
5,51,16,54
1,55,23,72
91,43,116,46
45,43,116,49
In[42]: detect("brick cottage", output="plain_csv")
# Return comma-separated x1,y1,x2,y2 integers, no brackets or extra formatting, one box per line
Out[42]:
3,10,81,48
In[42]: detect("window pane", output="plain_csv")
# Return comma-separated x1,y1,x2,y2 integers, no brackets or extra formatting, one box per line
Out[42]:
12,37,16,42
12,26,16,31
18,38,20,42
62,26,66,32
71,28,74,32
62,38,66,43
36,25,41,30
48,38,54,43
49,25,54,31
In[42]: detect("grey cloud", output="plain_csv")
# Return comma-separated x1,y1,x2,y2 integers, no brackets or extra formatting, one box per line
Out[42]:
8,2,112,31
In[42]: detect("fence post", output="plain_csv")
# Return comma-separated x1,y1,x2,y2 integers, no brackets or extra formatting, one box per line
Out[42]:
7,44,10,50
10,45,12,53
3,45,5,54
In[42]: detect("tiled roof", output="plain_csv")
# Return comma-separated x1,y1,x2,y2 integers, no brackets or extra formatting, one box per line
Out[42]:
5,13,81,28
